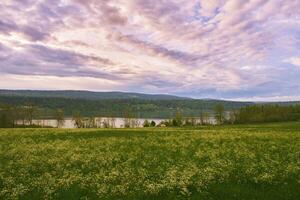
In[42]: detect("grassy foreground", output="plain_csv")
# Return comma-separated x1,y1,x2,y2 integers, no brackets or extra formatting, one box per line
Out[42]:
1,123,300,200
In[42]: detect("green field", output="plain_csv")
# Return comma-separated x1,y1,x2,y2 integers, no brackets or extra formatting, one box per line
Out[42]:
1,123,300,200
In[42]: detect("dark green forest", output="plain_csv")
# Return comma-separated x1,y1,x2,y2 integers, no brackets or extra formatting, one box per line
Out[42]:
0,90,189,100
0,96,252,118
232,104,300,124
1,93,300,128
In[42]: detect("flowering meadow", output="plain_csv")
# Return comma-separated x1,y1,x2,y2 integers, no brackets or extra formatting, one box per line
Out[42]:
1,122,300,199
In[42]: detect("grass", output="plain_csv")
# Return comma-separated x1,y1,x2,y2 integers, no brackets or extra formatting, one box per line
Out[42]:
0,122,300,199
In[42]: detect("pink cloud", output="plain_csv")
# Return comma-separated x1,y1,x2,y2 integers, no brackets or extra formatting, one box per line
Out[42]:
0,0,300,100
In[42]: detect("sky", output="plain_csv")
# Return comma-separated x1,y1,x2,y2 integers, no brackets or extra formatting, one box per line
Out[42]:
0,0,300,101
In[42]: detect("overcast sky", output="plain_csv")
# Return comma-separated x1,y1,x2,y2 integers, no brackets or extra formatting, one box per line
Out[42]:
0,0,300,101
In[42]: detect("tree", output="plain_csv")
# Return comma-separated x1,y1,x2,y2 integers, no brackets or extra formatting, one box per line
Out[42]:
183,118,192,126
123,108,131,128
72,111,83,128
150,120,156,127
130,118,140,128
172,108,183,127
102,118,110,128
191,117,197,126
214,104,225,125
88,116,97,128
158,120,170,127
202,112,211,125
123,107,139,128
232,104,300,124
143,119,150,127
0,104,15,128
109,117,116,128
102,117,116,128
228,110,239,124
96,117,102,128
24,104,37,125
54,109,65,128
14,106,26,126
199,108,205,125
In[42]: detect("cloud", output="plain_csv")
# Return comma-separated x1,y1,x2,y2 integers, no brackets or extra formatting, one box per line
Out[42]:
0,43,123,80
0,0,300,100
0,74,121,91
285,57,300,67
0,20,18,34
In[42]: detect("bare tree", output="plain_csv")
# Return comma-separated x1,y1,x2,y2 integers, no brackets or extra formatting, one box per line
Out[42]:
96,117,102,128
54,109,65,128
72,111,83,128
214,104,225,125
202,112,211,125
123,108,137,128
24,104,37,125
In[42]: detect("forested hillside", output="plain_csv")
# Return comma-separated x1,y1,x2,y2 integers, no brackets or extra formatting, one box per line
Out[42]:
0,90,189,100
1,90,299,120
0,95,252,118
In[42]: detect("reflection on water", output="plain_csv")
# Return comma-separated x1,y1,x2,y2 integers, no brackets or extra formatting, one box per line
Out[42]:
17,117,216,128
18,118,164,128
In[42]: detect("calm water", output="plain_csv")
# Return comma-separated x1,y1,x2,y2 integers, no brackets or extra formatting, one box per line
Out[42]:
18,117,216,128
21,118,164,128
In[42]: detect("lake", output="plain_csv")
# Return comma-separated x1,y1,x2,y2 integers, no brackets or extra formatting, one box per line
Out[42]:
20,118,165,128
17,117,216,128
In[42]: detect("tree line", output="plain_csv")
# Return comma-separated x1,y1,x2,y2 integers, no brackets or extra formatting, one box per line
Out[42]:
157,104,300,126
0,104,38,128
0,96,252,118
1,103,300,128
228,104,300,124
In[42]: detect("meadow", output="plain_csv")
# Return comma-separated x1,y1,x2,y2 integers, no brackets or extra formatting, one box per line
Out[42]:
1,122,300,200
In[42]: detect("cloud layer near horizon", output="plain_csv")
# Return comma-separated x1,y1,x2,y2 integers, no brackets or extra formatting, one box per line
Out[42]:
0,0,300,101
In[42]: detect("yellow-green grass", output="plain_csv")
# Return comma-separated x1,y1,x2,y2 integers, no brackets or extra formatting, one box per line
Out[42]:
1,122,300,199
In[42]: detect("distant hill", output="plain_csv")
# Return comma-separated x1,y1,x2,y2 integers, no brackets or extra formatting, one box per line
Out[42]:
0,90,190,100
1,90,299,118
0,90,251,118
